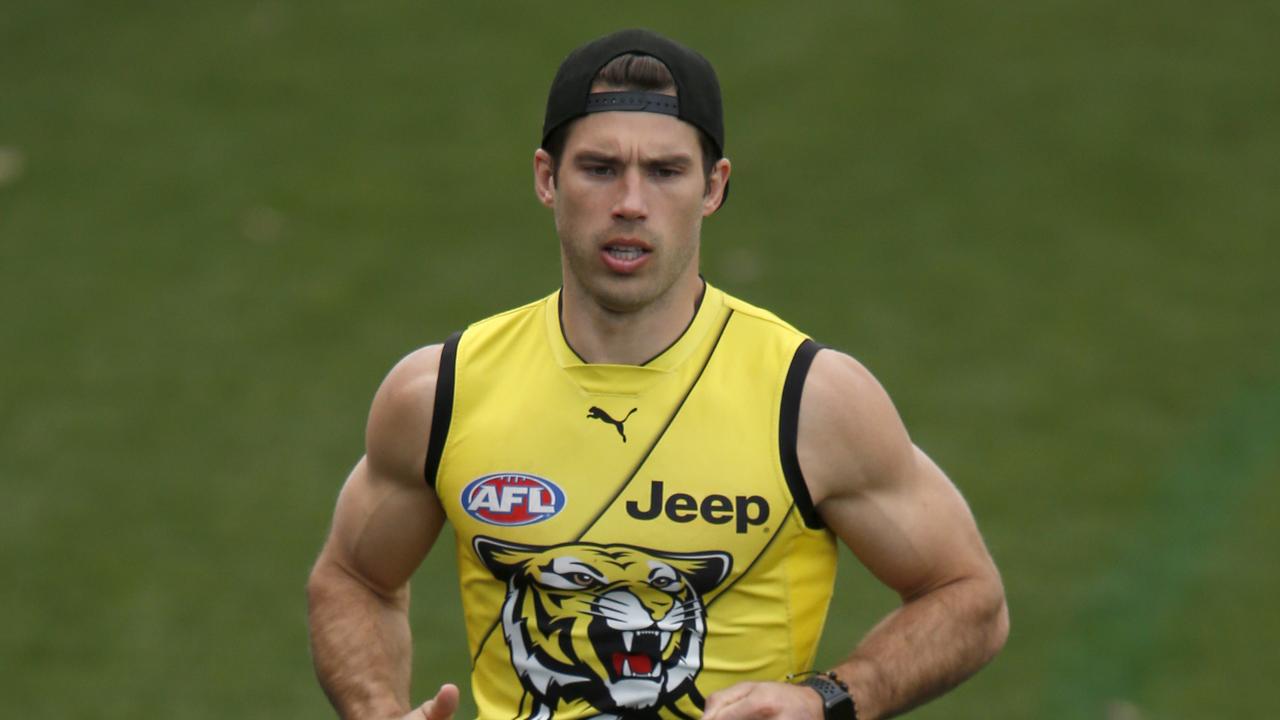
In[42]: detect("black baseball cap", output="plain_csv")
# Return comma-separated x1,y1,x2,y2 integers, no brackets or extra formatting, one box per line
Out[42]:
541,29,728,205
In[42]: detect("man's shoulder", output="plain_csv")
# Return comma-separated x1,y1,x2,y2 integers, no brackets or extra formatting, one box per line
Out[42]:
797,346,912,501
710,286,880,386
465,292,556,335
364,343,446,481
717,287,807,338
804,348,886,408
381,343,447,398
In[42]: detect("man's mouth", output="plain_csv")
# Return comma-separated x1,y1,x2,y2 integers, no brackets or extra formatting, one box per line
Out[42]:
600,241,652,273
604,246,648,261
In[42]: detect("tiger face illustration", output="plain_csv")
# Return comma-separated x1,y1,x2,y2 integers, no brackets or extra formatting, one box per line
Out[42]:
474,537,732,719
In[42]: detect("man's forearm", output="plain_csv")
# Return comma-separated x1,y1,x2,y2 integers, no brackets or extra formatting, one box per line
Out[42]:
833,575,1009,720
307,560,414,720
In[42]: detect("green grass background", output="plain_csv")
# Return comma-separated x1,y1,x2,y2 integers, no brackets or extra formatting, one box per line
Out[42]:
2,1,1277,718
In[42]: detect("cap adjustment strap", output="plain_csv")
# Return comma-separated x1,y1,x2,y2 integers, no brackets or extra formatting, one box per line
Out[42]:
584,92,679,116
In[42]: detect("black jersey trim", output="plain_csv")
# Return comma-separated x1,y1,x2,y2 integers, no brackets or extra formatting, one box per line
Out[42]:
555,292,588,364
470,310,735,669
780,339,825,529
638,277,707,366
423,332,461,489
573,308,733,537
555,278,708,367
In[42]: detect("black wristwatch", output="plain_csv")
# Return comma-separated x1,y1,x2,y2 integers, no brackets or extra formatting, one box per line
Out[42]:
794,672,858,720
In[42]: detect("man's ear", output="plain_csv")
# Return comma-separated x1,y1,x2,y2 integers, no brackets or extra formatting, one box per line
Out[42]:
533,149,556,208
702,157,732,216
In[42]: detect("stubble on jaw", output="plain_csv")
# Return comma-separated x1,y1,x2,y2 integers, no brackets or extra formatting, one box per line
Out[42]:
559,222,702,318
547,112,711,321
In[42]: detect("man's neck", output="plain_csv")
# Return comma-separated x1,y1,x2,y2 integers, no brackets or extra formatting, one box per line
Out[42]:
560,277,706,366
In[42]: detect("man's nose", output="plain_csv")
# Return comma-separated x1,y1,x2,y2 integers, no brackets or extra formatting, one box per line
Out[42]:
611,167,648,221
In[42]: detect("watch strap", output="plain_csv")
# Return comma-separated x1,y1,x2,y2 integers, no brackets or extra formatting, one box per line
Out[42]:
794,672,857,720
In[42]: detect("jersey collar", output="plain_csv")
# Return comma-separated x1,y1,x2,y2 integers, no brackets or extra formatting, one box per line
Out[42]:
545,282,728,379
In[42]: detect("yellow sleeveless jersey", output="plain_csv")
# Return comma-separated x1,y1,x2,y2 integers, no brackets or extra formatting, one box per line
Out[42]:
426,283,837,720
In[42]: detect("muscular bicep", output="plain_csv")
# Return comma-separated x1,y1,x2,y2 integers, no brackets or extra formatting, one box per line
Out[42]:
798,350,997,599
322,457,446,597
825,447,992,598
315,343,448,598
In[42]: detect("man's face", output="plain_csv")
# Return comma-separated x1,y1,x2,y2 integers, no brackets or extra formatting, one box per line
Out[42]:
535,108,728,315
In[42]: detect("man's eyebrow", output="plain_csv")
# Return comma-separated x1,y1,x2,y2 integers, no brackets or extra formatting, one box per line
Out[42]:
572,150,621,164
570,150,694,167
642,153,694,168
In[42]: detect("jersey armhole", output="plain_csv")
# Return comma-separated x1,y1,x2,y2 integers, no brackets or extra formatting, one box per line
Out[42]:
780,338,825,529
424,331,461,488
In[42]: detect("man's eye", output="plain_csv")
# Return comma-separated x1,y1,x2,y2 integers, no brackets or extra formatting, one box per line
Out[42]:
586,165,614,176
652,167,679,178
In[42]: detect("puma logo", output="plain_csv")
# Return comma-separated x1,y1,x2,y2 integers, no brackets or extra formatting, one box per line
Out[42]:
587,406,637,443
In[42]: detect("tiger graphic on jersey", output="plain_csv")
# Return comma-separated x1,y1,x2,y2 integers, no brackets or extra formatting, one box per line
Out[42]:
474,537,733,719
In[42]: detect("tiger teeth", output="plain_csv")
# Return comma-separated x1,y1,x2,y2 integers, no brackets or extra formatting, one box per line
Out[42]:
620,658,660,679
660,631,671,647
623,631,634,651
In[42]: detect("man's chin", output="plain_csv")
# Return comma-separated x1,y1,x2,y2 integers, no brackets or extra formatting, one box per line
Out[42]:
583,280,658,315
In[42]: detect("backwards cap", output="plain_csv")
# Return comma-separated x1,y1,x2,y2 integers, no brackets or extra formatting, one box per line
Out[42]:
541,28,726,162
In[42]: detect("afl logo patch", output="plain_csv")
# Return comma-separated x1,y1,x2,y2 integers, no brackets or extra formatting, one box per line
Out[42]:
462,473,566,526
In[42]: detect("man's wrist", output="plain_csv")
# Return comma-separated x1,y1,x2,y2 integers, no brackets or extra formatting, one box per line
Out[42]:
790,671,858,720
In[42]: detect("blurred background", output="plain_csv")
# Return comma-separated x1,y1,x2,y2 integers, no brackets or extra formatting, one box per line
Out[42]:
2,1,1277,718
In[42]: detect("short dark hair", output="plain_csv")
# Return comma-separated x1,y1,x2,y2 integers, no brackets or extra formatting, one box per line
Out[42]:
543,53,720,181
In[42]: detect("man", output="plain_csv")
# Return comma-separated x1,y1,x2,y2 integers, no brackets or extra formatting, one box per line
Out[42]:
307,28,1008,720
